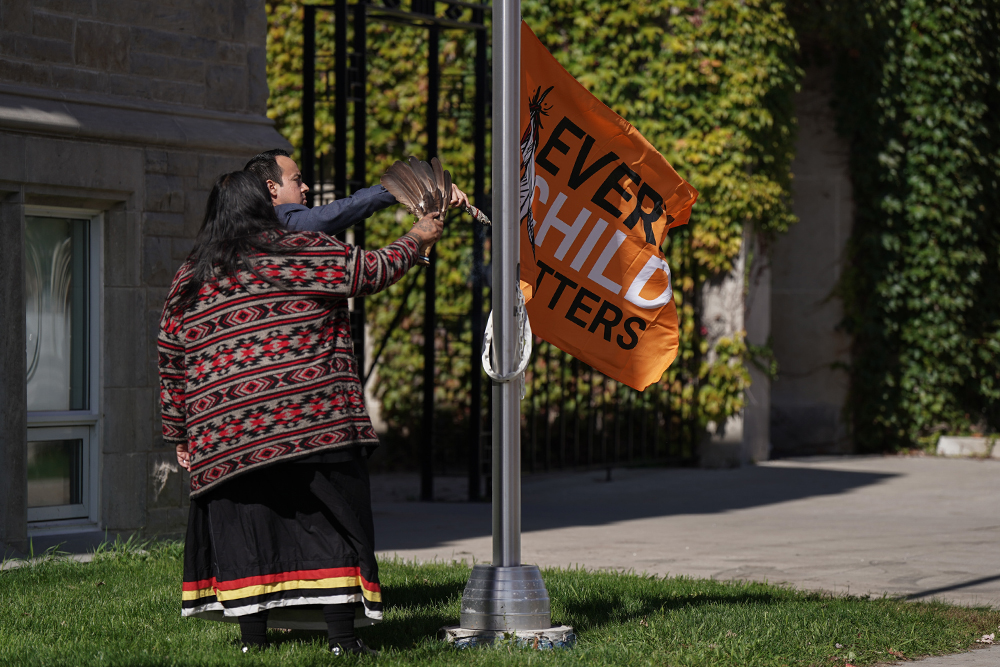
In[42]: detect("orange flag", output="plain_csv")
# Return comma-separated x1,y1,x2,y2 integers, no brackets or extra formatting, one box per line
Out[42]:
518,22,698,391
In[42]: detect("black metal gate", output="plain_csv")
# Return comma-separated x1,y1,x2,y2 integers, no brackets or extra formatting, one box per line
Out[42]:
301,0,699,502
301,0,489,503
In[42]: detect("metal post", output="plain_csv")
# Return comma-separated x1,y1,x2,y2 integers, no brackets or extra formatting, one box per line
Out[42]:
456,0,557,638
690,231,700,457
302,5,316,207
334,0,348,207
352,0,368,380
468,5,487,503
491,0,522,571
421,21,440,503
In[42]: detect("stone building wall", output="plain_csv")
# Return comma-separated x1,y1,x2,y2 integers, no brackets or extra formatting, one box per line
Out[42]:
769,67,853,456
0,0,269,114
696,223,771,468
700,66,855,465
0,0,288,554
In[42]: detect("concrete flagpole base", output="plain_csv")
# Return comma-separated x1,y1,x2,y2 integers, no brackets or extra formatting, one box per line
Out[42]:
442,564,575,649
441,624,577,650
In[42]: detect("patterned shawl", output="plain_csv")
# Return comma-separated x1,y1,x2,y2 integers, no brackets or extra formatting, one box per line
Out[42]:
158,232,418,497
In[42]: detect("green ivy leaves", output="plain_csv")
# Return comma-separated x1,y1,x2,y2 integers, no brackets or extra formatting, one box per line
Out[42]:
835,0,1000,449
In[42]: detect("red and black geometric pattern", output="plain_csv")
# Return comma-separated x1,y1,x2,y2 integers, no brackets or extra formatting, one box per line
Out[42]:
158,231,419,497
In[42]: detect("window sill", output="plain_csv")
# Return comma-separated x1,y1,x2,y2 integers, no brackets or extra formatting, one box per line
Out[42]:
27,519,101,538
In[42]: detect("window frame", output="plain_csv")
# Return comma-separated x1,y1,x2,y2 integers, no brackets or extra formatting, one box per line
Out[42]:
26,425,94,523
24,205,103,529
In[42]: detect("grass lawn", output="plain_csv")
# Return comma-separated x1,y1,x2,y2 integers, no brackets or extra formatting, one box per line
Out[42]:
1,540,997,666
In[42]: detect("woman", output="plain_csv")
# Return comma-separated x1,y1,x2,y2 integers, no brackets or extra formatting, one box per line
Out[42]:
158,171,441,655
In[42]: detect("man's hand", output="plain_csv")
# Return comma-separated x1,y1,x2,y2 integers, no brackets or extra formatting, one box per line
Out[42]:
450,184,470,211
176,443,190,471
405,211,444,263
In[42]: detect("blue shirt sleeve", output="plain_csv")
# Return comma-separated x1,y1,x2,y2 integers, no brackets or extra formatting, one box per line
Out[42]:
276,185,398,236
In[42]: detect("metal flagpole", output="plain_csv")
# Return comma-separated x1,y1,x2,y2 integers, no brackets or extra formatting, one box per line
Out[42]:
453,2,570,644
491,0,522,572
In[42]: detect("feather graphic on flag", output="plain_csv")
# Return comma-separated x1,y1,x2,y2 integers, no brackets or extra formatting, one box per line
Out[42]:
519,85,553,258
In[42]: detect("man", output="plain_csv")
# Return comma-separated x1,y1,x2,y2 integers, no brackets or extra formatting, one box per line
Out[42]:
244,148,469,235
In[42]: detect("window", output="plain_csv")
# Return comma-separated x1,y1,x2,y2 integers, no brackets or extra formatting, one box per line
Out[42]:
24,207,101,526
27,427,92,521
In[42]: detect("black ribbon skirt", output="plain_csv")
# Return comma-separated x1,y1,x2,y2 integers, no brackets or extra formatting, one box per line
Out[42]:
180,449,381,629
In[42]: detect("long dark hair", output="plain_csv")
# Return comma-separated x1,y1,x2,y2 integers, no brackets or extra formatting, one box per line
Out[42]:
171,170,289,316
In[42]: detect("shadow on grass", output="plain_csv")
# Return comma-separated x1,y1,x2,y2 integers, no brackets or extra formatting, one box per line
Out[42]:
364,578,468,650
252,579,470,651
266,630,327,649
557,589,785,632
385,578,468,608
363,575,790,650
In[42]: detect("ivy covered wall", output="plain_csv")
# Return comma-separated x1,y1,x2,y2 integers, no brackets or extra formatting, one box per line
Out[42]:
828,0,1000,449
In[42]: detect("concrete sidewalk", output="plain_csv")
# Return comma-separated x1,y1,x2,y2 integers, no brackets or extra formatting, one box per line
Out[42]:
372,455,1000,664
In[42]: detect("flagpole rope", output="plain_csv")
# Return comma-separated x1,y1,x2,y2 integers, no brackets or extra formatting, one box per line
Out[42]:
482,283,532,400
463,203,531,399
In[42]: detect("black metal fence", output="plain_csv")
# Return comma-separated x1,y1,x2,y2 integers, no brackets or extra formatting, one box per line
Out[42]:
518,220,702,476
522,345,699,476
302,0,489,501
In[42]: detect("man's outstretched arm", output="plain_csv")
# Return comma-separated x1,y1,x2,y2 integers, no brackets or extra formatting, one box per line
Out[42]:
276,184,397,235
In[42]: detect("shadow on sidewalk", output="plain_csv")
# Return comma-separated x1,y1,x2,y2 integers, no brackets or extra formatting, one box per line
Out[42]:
374,463,897,552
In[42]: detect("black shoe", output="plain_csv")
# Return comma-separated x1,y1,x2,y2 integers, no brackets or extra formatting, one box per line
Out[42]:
330,638,378,656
